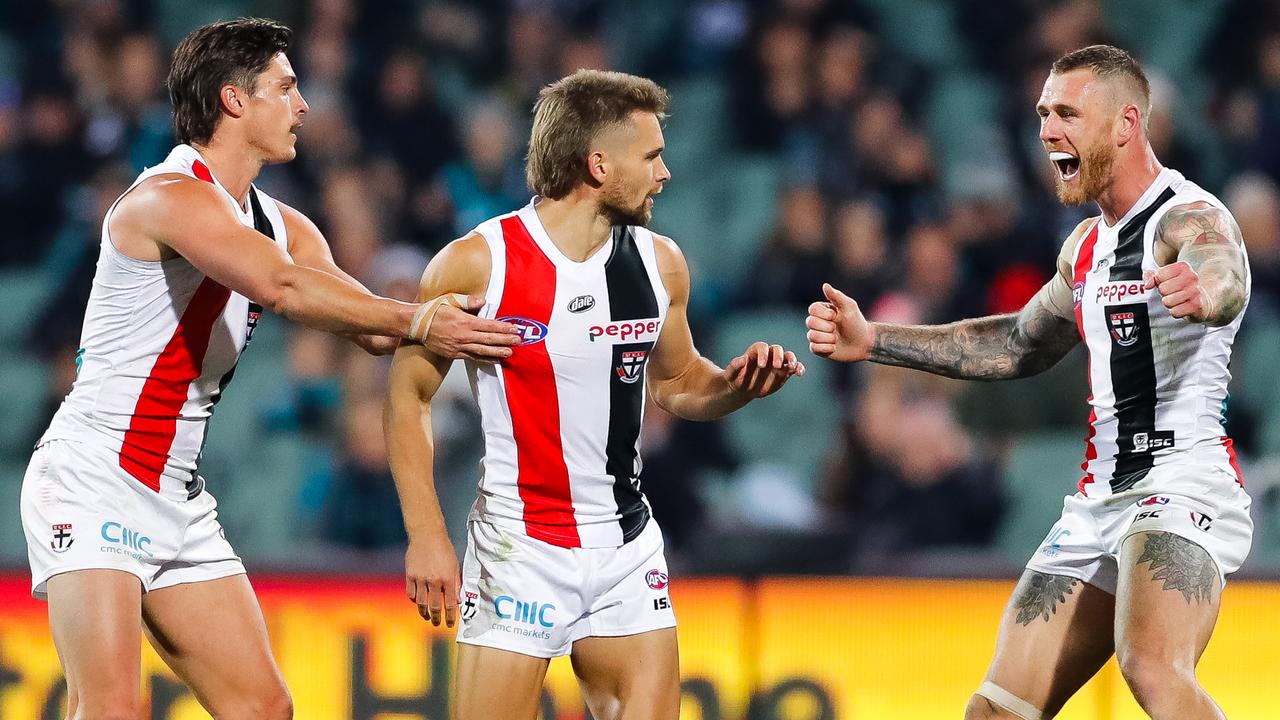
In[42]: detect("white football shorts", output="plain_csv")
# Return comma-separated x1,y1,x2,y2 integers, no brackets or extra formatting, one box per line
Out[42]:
457,516,676,658
21,439,245,599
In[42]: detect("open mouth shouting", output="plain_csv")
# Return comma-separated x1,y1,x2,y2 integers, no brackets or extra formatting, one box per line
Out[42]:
1050,150,1080,181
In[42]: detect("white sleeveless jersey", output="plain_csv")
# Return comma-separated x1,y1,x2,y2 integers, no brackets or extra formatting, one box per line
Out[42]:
40,144,288,498
465,201,670,548
1071,168,1249,497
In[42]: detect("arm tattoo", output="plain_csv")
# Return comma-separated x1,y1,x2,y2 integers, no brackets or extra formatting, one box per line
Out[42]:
1156,204,1247,326
1135,532,1217,604
868,299,1079,381
1014,571,1080,626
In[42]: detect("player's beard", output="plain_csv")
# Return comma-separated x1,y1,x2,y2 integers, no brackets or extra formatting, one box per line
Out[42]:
1056,140,1114,206
600,180,651,227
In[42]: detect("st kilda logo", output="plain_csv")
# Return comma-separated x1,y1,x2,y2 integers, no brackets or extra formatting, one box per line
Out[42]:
617,350,648,384
245,302,263,345
51,524,74,553
1109,310,1139,347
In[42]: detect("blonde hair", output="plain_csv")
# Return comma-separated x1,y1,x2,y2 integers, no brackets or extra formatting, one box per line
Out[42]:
526,70,670,199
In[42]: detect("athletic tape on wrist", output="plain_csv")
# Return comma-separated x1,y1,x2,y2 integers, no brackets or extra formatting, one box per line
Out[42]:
409,293,468,343
976,681,1045,720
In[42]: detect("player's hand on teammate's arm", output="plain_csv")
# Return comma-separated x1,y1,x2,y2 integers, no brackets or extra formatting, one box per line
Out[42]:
1143,262,1214,323
410,293,520,361
405,531,462,627
806,283,874,362
723,341,805,399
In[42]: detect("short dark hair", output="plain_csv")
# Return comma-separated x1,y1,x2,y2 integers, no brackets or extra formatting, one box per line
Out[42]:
1052,44,1150,117
526,70,670,200
167,18,293,146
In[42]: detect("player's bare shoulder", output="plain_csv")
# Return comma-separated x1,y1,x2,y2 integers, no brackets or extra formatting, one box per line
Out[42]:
1152,200,1244,264
108,173,233,261
1055,215,1100,276
417,232,492,302
648,231,689,304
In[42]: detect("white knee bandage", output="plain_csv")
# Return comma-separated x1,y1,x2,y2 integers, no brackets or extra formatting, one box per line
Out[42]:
409,293,469,342
976,681,1046,720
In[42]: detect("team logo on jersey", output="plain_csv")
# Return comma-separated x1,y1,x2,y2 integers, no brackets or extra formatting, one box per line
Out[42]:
645,569,669,590
567,295,595,314
50,524,74,553
1132,431,1174,453
245,302,263,344
617,350,648,384
1108,311,1139,346
462,591,479,621
1190,511,1214,532
497,317,550,345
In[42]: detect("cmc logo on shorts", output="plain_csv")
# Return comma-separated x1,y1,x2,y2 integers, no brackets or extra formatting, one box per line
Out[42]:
588,318,661,343
495,595,556,628
100,520,153,558
645,569,669,590
497,317,549,345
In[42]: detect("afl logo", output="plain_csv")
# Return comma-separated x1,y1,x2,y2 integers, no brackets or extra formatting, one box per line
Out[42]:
645,569,669,590
498,317,549,345
567,295,595,313
1072,281,1085,309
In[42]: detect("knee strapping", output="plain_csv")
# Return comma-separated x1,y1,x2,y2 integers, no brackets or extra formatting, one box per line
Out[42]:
975,681,1046,720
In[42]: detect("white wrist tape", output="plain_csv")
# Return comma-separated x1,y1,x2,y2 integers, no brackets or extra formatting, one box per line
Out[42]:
409,293,469,343
976,681,1045,720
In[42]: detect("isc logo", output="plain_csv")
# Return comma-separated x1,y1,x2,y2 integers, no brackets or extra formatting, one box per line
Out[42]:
498,317,549,345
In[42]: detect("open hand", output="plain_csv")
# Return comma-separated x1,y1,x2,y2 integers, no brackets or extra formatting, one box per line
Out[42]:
724,341,805,398
419,294,521,361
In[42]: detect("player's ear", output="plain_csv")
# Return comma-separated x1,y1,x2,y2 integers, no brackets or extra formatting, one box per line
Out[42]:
1117,103,1141,146
587,149,608,185
220,84,247,118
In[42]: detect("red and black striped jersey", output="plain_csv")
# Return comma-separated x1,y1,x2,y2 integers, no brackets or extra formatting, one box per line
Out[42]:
465,201,669,548
41,145,284,498
1070,168,1249,496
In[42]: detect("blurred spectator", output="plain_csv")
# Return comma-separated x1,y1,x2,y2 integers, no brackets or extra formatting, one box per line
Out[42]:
1225,172,1280,314
822,365,1006,568
638,400,736,553
873,220,982,324
319,398,407,549
743,184,829,308
441,98,528,236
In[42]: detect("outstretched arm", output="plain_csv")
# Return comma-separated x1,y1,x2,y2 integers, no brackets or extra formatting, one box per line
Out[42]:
278,201,519,359
645,235,803,421
807,219,1092,380
1148,201,1248,327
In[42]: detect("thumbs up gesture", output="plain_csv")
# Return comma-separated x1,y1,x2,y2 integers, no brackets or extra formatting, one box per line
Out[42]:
806,283,874,362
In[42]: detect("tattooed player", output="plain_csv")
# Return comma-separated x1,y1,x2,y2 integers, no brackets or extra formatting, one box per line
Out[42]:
807,46,1250,720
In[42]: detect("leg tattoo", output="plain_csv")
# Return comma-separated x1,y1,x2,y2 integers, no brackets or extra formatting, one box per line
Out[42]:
1135,532,1216,604
1014,572,1080,626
